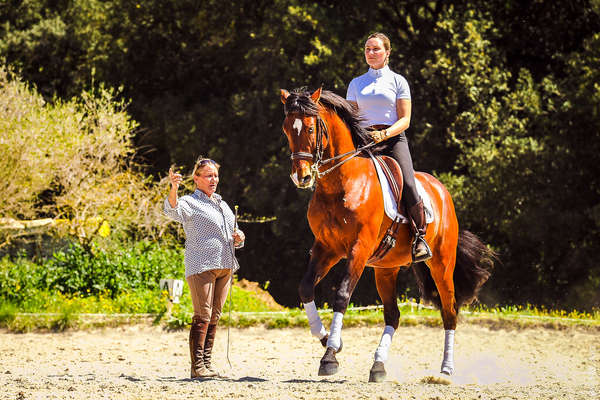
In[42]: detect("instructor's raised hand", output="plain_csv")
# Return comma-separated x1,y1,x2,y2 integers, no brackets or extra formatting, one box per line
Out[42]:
169,167,183,189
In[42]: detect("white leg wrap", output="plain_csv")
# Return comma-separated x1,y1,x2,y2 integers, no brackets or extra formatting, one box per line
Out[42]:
326,312,344,351
441,329,455,375
303,301,327,339
374,325,395,362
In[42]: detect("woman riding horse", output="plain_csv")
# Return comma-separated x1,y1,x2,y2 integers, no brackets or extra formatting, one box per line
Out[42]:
280,87,493,382
347,32,431,262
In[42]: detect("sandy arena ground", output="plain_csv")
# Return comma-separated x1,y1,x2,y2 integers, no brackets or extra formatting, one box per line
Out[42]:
1,324,598,399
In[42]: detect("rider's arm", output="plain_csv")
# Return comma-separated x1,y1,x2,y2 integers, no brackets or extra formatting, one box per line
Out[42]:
382,99,411,138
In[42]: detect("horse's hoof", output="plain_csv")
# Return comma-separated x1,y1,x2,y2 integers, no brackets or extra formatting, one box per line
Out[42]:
368,361,386,382
440,365,454,375
318,347,339,376
319,335,342,354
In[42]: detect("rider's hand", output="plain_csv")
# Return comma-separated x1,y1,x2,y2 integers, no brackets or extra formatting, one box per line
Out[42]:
169,167,183,189
369,129,390,143
370,130,387,143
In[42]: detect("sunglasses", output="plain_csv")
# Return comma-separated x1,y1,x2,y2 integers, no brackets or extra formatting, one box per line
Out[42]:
197,159,216,166
194,159,218,176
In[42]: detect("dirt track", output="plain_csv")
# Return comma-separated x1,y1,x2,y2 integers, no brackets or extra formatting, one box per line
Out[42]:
1,324,598,400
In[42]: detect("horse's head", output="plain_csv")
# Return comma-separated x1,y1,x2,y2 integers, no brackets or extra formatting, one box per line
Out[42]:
280,87,326,189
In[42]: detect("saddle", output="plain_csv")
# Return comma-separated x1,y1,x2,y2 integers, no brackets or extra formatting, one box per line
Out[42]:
367,154,406,264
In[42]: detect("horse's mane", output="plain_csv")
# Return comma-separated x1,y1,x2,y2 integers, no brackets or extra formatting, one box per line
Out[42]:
284,88,371,147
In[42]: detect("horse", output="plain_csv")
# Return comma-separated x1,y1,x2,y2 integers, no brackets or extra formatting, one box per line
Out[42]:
279,87,494,382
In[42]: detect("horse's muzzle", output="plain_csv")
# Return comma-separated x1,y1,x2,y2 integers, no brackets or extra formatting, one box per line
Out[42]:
290,159,315,189
290,171,314,189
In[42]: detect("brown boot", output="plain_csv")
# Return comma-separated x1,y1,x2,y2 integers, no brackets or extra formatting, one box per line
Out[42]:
203,324,219,377
189,316,211,378
409,199,432,262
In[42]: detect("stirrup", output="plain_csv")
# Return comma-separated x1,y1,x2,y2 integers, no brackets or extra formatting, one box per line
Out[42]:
412,235,432,262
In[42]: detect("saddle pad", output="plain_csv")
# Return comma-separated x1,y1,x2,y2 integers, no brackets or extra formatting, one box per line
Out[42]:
371,154,434,224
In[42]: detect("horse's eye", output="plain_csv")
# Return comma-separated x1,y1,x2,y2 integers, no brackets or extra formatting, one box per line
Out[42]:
308,127,314,134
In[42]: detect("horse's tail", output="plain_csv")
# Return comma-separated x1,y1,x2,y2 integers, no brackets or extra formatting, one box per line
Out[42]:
412,230,495,311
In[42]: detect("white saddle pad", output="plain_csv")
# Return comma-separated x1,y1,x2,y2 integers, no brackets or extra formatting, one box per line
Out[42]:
371,154,434,224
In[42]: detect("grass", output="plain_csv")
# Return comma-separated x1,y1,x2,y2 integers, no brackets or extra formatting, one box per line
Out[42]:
2,289,599,333
176,300,600,331
0,278,280,332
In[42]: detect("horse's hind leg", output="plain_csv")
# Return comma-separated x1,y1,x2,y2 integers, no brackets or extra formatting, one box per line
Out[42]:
299,243,341,346
369,266,401,382
427,250,458,375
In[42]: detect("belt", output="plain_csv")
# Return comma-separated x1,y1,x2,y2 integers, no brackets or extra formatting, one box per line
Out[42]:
368,124,391,130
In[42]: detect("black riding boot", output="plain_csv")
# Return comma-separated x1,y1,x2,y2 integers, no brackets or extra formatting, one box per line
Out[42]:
409,199,432,262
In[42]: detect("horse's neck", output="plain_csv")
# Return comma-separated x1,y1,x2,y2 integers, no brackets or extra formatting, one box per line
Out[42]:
317,120,361,195
323,115,356,159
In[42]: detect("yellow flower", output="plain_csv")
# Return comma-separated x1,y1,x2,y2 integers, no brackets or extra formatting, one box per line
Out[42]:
98,221,111,237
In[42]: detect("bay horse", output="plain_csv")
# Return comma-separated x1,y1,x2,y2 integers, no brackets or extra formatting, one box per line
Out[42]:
280,87,494,382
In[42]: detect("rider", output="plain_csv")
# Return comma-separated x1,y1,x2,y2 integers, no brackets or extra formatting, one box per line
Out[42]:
346,32,431,262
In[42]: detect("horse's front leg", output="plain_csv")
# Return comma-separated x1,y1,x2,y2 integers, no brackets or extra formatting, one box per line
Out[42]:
318,250,369,376
299,243,341,347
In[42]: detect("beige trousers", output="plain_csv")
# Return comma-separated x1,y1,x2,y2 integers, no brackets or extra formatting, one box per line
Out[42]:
186,268,232,324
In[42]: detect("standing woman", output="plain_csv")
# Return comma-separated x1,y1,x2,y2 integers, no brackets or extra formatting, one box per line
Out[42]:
346,32,431,262
163,157,245,378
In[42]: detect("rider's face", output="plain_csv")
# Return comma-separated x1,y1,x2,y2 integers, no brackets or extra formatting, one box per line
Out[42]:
364,38,388,70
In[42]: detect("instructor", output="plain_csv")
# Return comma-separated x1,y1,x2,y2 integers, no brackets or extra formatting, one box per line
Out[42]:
163,157,245,378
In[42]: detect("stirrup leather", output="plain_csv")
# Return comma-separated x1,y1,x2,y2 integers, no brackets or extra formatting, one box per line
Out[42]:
412,234,432,262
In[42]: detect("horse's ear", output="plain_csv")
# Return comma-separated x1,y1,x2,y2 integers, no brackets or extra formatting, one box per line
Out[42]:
310,87,322,103
280,89,290,104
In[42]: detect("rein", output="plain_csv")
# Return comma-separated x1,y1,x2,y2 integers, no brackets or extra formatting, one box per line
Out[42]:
289,115,376,180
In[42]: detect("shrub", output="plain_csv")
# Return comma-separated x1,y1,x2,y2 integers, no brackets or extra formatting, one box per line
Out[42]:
41,241,184,298
0,240,184,302
0,65,173,252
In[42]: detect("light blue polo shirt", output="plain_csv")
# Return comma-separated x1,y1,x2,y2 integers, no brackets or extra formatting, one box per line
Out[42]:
346,65,411,127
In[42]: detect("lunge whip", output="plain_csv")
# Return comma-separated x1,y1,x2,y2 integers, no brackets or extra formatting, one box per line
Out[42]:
225,204,239,369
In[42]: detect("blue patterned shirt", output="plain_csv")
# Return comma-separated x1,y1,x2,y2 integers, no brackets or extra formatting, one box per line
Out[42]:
163,189,241,278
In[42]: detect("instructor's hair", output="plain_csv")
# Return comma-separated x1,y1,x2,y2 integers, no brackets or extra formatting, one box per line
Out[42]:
192,156,220,177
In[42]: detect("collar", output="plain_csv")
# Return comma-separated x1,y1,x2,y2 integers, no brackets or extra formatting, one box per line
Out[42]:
194,189,222,203
367,65,391,78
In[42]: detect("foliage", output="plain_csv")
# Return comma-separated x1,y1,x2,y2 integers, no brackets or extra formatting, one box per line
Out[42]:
0,1,599,310
0,241,183,302
0,242,283,331
0,65,171,251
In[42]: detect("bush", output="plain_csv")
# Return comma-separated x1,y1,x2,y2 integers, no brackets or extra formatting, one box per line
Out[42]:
42,241,184,297
0,241,184,302
0,256,44,304
0,65,172,251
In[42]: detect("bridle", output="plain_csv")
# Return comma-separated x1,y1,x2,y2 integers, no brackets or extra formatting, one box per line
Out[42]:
290,116,327,162
288,113,376,180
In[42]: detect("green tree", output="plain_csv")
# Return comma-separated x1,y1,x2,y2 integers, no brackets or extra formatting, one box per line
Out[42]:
1,0,599,309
